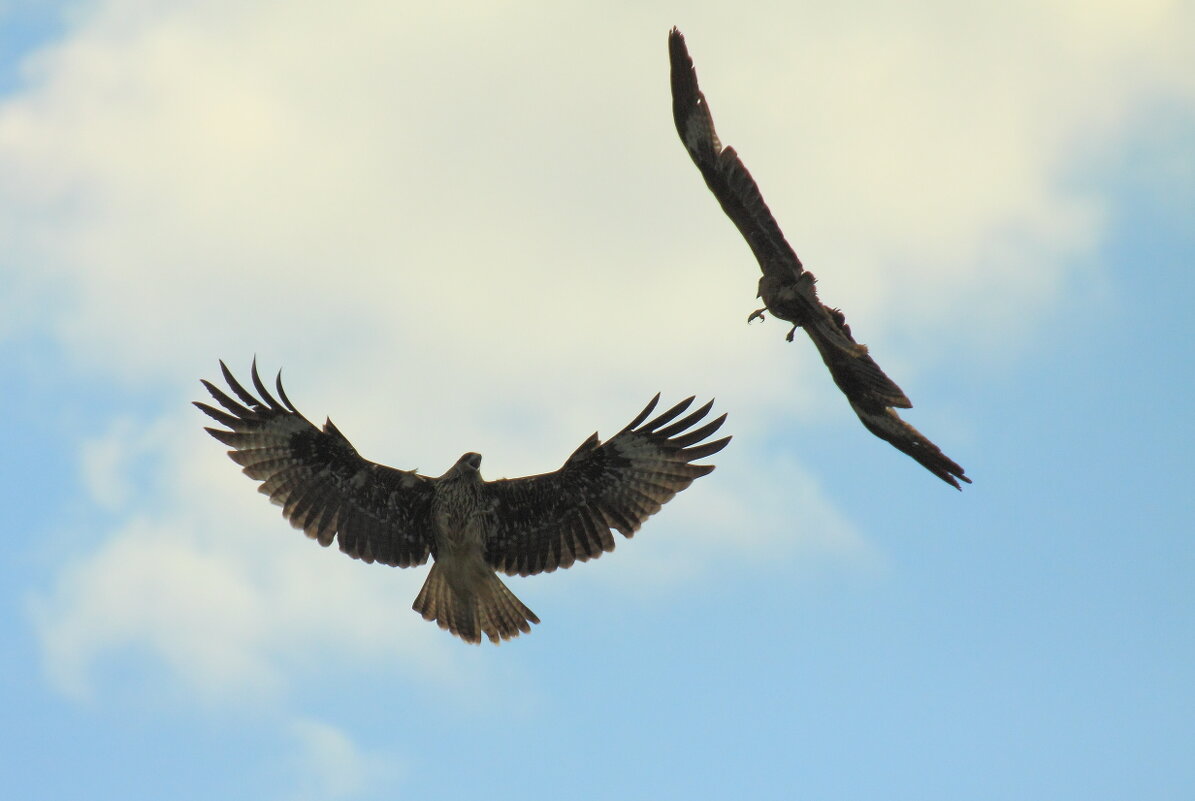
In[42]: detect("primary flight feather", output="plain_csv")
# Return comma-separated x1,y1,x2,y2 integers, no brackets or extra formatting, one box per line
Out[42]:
669,28,969,489
196,361,730,644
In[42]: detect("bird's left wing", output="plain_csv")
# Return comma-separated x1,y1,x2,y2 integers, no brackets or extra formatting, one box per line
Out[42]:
482,396,730,577
195,361,436,567
669,27,805,286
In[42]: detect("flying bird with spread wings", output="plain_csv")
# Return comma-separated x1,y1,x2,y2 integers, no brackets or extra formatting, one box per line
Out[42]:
196,362,730,644
668,28,969,489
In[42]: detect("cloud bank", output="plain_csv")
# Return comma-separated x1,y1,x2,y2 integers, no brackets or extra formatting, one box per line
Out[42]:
5,0,1192,705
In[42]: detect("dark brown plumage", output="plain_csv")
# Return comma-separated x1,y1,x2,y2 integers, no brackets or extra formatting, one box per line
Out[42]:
668,28,969,489
195,361,730,643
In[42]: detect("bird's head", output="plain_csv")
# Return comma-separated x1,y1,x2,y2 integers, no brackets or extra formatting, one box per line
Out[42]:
455,452,483,473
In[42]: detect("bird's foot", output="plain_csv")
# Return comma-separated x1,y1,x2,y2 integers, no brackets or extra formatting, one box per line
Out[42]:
747,307,767,325
786,324,798,342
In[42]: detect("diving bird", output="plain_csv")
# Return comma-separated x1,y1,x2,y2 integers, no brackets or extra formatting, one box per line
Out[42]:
668,28,969,489
195,361,730,644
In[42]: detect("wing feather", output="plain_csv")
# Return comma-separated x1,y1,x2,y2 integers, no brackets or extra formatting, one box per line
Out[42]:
483,396,730,576
195,361,435,566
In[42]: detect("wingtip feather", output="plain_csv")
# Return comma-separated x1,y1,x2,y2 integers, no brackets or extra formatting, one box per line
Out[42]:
623,394,662,432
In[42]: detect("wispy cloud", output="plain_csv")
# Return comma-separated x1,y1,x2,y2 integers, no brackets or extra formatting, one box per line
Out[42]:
283,717,402,801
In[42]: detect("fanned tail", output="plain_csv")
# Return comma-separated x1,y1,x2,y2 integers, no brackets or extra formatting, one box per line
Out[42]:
413,560,539,644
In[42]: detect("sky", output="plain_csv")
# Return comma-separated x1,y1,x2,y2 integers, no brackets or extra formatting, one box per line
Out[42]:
1,1,1193,799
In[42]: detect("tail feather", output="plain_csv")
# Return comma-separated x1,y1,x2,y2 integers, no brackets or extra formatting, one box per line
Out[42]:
413,560,539,644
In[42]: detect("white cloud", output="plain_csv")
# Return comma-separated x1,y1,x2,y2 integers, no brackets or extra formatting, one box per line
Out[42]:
32,410,462,702
553,444,882,597
283,717,402,801
79,415,174,509
32,514,280,699
8,0,1194,704
2,0,1186,383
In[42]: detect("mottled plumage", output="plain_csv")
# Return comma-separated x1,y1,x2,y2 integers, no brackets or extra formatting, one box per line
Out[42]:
195,361,730,643
669,28,969,489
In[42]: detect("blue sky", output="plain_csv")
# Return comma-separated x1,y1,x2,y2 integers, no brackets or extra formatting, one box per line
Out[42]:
2,2,1193,799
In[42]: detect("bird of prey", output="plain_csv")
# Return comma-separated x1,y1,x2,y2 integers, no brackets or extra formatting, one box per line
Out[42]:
195,362,730,644
668,28,969,489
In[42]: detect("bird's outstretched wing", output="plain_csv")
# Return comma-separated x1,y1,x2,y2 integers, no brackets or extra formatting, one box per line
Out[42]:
483,396,730,576
668,28,969,489
669,28,806,292
195,361,436,566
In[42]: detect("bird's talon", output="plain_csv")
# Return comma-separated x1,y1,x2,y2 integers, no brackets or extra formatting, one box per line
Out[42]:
747,308,767,324
786,325,797,342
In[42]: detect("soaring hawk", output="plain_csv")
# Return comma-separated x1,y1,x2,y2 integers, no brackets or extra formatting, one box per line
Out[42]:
669,28,969,489
196,362,730,644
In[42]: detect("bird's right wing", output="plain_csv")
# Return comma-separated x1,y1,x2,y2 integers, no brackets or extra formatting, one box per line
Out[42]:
195,361,436,567
482,396,730,577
